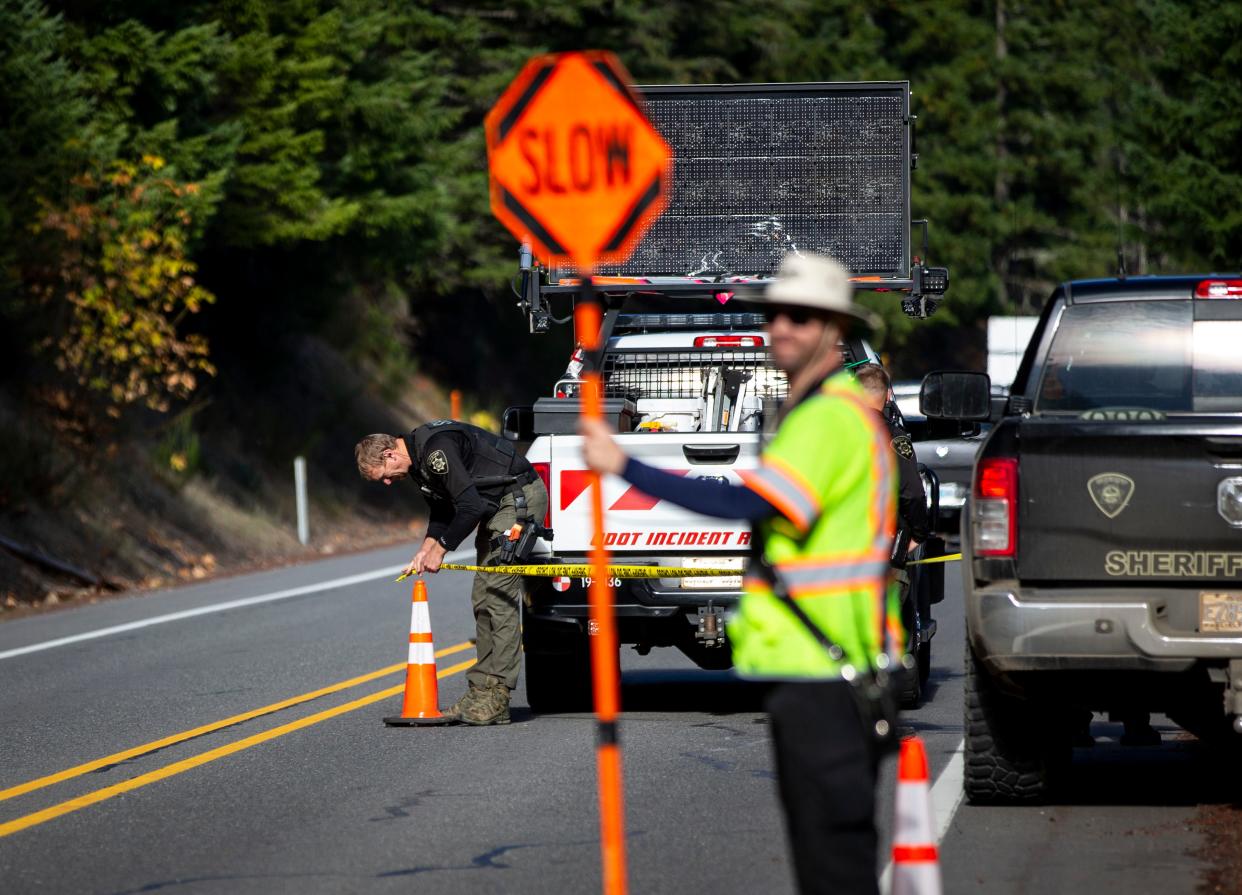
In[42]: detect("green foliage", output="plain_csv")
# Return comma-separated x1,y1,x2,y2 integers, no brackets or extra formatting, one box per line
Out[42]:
3,0,1241,416
0,1,100,304
1127,0,1242,270
28,156,217,412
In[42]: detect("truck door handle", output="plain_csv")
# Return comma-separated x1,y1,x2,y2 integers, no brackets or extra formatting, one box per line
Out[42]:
682,444,740,464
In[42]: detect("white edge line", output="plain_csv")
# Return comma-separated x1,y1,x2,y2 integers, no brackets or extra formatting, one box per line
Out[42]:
879,737,965,892
931,738,966,840
0,549,476,662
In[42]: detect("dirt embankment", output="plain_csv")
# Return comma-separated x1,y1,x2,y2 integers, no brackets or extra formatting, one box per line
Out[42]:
0,334,458,619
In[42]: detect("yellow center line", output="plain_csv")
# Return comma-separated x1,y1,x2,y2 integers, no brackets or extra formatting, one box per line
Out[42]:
0,641,474,805
0,657,476,839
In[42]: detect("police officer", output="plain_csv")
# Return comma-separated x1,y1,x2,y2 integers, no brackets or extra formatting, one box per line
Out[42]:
581,253,894,894
853,363,930,557
356,420,548,725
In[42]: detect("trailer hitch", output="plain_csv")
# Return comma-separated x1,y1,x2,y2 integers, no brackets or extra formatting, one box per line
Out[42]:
696,602,727,648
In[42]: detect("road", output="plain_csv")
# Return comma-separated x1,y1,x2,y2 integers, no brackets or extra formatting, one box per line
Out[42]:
0,543,1224,893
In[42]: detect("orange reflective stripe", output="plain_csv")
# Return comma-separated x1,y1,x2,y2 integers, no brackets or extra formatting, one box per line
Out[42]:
739,468,813,533
886,613,904,645
408,632,434,643
787,577,880,599
764,453,822,513
892,844,939,862
776,549,889,569
781,560,890,592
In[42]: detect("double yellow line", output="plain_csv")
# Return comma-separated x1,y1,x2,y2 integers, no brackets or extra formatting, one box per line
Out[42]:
0,642,475,838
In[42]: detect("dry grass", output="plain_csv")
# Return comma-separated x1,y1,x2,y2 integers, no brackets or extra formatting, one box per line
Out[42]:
0,334,448,616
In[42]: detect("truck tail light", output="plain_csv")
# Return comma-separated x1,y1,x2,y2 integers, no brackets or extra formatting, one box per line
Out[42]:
693,335,763,348
974,457,1018,556
532,462,552,529
1195,279,1242,299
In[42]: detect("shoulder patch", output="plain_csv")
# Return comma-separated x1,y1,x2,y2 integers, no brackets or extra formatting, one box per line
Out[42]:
891,435,915,460
426,449,449,475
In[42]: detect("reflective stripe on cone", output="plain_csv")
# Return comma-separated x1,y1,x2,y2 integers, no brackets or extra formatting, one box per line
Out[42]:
890,736,942,895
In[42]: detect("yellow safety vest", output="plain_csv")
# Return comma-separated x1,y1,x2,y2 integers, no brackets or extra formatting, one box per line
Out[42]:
731,370,898,679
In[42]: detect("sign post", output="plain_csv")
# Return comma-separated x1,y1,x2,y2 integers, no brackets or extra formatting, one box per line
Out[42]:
486,51,671,895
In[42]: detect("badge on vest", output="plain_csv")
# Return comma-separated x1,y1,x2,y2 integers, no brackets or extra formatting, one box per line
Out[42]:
426,449,449,475
891,435,914,460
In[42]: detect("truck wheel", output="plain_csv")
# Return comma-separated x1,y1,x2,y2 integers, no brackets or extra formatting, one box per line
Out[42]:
899,663,922,708
522,615,591,713
964,642,1067,804
1167,681,1239,745
917,639,931,687
899,599,923,708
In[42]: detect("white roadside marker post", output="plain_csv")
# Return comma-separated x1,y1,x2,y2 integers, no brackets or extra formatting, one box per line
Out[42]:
294,456,309,546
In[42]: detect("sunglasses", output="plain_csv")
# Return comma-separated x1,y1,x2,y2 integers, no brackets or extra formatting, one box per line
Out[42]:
763,304,819,325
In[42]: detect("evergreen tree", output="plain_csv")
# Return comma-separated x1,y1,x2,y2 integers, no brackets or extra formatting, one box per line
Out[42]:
0,0,100,362
1128,0,1242,271
6,0,1242,407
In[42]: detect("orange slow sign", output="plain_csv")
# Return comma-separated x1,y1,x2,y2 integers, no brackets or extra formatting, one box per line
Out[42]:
485,51,671,271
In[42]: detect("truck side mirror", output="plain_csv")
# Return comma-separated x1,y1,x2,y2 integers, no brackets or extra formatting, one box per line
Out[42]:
920,371,992,422
502,405,535,442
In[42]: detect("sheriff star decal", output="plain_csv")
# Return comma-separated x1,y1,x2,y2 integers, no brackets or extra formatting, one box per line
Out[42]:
891,435,915,460
426,449,449,475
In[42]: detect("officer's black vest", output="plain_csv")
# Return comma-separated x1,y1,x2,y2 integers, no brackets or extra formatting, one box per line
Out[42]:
410,420,529,502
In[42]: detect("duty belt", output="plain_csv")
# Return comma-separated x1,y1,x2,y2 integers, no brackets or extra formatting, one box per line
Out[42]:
475,467,538,491
481,467,547,558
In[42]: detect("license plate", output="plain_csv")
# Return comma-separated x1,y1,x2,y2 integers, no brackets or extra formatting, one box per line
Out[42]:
680,556,743,590
1200,591,1242,633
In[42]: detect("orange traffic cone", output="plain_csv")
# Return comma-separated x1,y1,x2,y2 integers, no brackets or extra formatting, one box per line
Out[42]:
890,736,942,895
384,578,455,726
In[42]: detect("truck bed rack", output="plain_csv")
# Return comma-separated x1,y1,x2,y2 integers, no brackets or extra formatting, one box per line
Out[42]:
601,347,788,402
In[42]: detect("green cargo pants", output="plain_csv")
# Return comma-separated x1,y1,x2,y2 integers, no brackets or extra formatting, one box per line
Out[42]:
468,478,548,691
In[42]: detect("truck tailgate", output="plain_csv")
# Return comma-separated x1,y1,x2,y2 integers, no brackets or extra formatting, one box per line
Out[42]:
547,432,760,554
1016,419,1242,583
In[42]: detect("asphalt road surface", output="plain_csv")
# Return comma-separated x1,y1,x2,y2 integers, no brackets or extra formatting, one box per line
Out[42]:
0,543,1223,893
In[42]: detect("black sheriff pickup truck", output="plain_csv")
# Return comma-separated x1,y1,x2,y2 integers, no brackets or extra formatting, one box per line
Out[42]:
924,275,1242,804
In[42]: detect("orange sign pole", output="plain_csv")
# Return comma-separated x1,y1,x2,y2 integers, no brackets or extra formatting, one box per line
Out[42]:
485,51,670,895
574,290,628,895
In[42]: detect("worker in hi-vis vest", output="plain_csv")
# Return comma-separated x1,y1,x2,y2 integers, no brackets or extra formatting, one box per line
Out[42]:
581,252,897,895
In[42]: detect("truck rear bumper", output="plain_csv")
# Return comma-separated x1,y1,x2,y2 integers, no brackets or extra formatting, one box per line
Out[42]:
525,574,742,613
528,602,683,620
969,585,1242,673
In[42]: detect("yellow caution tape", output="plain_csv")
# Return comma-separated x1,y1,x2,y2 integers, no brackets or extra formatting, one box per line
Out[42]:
394,554,961,582
906,553,962,565
396,563,743,582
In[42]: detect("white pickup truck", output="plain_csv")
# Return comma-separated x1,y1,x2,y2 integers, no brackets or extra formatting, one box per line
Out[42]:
508,297,924,711
502,80,950,710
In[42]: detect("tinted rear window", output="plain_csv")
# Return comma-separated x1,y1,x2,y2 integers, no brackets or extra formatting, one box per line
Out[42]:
1036,301,1242,413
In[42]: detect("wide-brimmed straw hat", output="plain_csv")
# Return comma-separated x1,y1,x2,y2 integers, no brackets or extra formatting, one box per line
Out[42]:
755,252,879,332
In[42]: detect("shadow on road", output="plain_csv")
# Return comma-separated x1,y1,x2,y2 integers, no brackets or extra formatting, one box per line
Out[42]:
1051,722,1242,808
917,664,962,705
618,669,768,713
